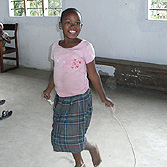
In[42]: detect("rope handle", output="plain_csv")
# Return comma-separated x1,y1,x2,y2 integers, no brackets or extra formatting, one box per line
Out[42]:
47,99,54,106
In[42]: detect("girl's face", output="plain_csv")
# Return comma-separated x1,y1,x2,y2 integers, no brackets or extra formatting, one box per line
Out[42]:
59,11,83,40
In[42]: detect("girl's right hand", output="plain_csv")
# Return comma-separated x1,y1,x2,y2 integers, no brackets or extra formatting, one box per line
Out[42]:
43,89,50,100
102,97,114,108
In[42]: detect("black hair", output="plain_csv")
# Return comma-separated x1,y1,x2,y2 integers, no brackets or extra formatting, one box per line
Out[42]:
60,8,82,23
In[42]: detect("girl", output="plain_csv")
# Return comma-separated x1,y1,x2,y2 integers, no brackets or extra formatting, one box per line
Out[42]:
43,8,114,167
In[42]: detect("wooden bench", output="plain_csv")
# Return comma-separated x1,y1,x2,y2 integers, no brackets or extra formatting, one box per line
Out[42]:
95,57,167,92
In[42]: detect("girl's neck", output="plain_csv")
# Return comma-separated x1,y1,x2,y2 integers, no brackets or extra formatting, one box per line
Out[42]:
59,38,82,48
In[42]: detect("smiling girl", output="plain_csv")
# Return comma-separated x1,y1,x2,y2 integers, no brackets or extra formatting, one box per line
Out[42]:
43,8,114,167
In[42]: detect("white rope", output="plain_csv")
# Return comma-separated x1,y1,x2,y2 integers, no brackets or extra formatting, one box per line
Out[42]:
111,106,136,167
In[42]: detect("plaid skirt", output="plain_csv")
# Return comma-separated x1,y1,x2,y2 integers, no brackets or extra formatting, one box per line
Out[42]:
51,88,93,153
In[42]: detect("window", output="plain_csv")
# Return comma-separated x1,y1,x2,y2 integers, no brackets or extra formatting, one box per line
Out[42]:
148,0,167,20
9,0,62,17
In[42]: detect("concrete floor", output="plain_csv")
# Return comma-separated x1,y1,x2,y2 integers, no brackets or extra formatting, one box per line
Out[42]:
0,67,167,167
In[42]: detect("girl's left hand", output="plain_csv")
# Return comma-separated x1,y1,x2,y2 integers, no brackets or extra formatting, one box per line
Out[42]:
102,97,114,108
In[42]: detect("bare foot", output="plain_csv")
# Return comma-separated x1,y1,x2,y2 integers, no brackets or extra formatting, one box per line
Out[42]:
89,144,102,167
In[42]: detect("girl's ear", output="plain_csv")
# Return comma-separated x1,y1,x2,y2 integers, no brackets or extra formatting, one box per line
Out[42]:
81,23,83,30
59,22,62,30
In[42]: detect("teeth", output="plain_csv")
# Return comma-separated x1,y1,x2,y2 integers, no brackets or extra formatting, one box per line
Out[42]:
69,30,76,34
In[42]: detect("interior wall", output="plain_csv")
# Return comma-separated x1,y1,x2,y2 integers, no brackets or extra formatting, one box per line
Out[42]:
0,0,167,71
66,0,167,65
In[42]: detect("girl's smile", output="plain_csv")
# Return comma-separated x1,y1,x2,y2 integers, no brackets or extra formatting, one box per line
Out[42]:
69,30,77,34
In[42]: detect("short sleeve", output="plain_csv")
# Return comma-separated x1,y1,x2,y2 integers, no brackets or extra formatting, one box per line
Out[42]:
84,42,95,64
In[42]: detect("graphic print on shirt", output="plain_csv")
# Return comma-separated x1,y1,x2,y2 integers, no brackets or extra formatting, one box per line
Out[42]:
55,55,82,69
71,59,82,69
56,57,71,68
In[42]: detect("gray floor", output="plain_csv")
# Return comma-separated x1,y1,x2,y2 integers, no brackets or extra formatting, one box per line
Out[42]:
0,67,167,167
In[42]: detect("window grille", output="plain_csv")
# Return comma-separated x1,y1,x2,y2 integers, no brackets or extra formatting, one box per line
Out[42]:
9,0,62,17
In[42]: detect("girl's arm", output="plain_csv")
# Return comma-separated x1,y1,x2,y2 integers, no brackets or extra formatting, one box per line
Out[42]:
87,60,114,107
43,71,55,100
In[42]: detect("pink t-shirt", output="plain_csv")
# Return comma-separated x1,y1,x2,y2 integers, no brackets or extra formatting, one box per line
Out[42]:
51,39,95,97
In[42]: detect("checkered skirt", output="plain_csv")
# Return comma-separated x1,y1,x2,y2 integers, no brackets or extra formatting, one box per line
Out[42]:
51,88,93,153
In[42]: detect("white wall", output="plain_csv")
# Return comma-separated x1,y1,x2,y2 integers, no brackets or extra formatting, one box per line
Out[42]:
0,0,167,72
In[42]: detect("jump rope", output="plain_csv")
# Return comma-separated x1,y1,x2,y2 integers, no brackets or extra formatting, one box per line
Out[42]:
46,99,136,167
110,105,136,167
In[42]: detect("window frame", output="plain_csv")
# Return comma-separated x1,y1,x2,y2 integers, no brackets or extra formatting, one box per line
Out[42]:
9,0,62,17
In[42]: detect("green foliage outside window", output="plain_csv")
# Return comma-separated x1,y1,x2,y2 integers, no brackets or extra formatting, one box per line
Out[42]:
48,0,62,16
11,0,62,17
150,0,167,19
28,0,42,16
13,0,25,16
